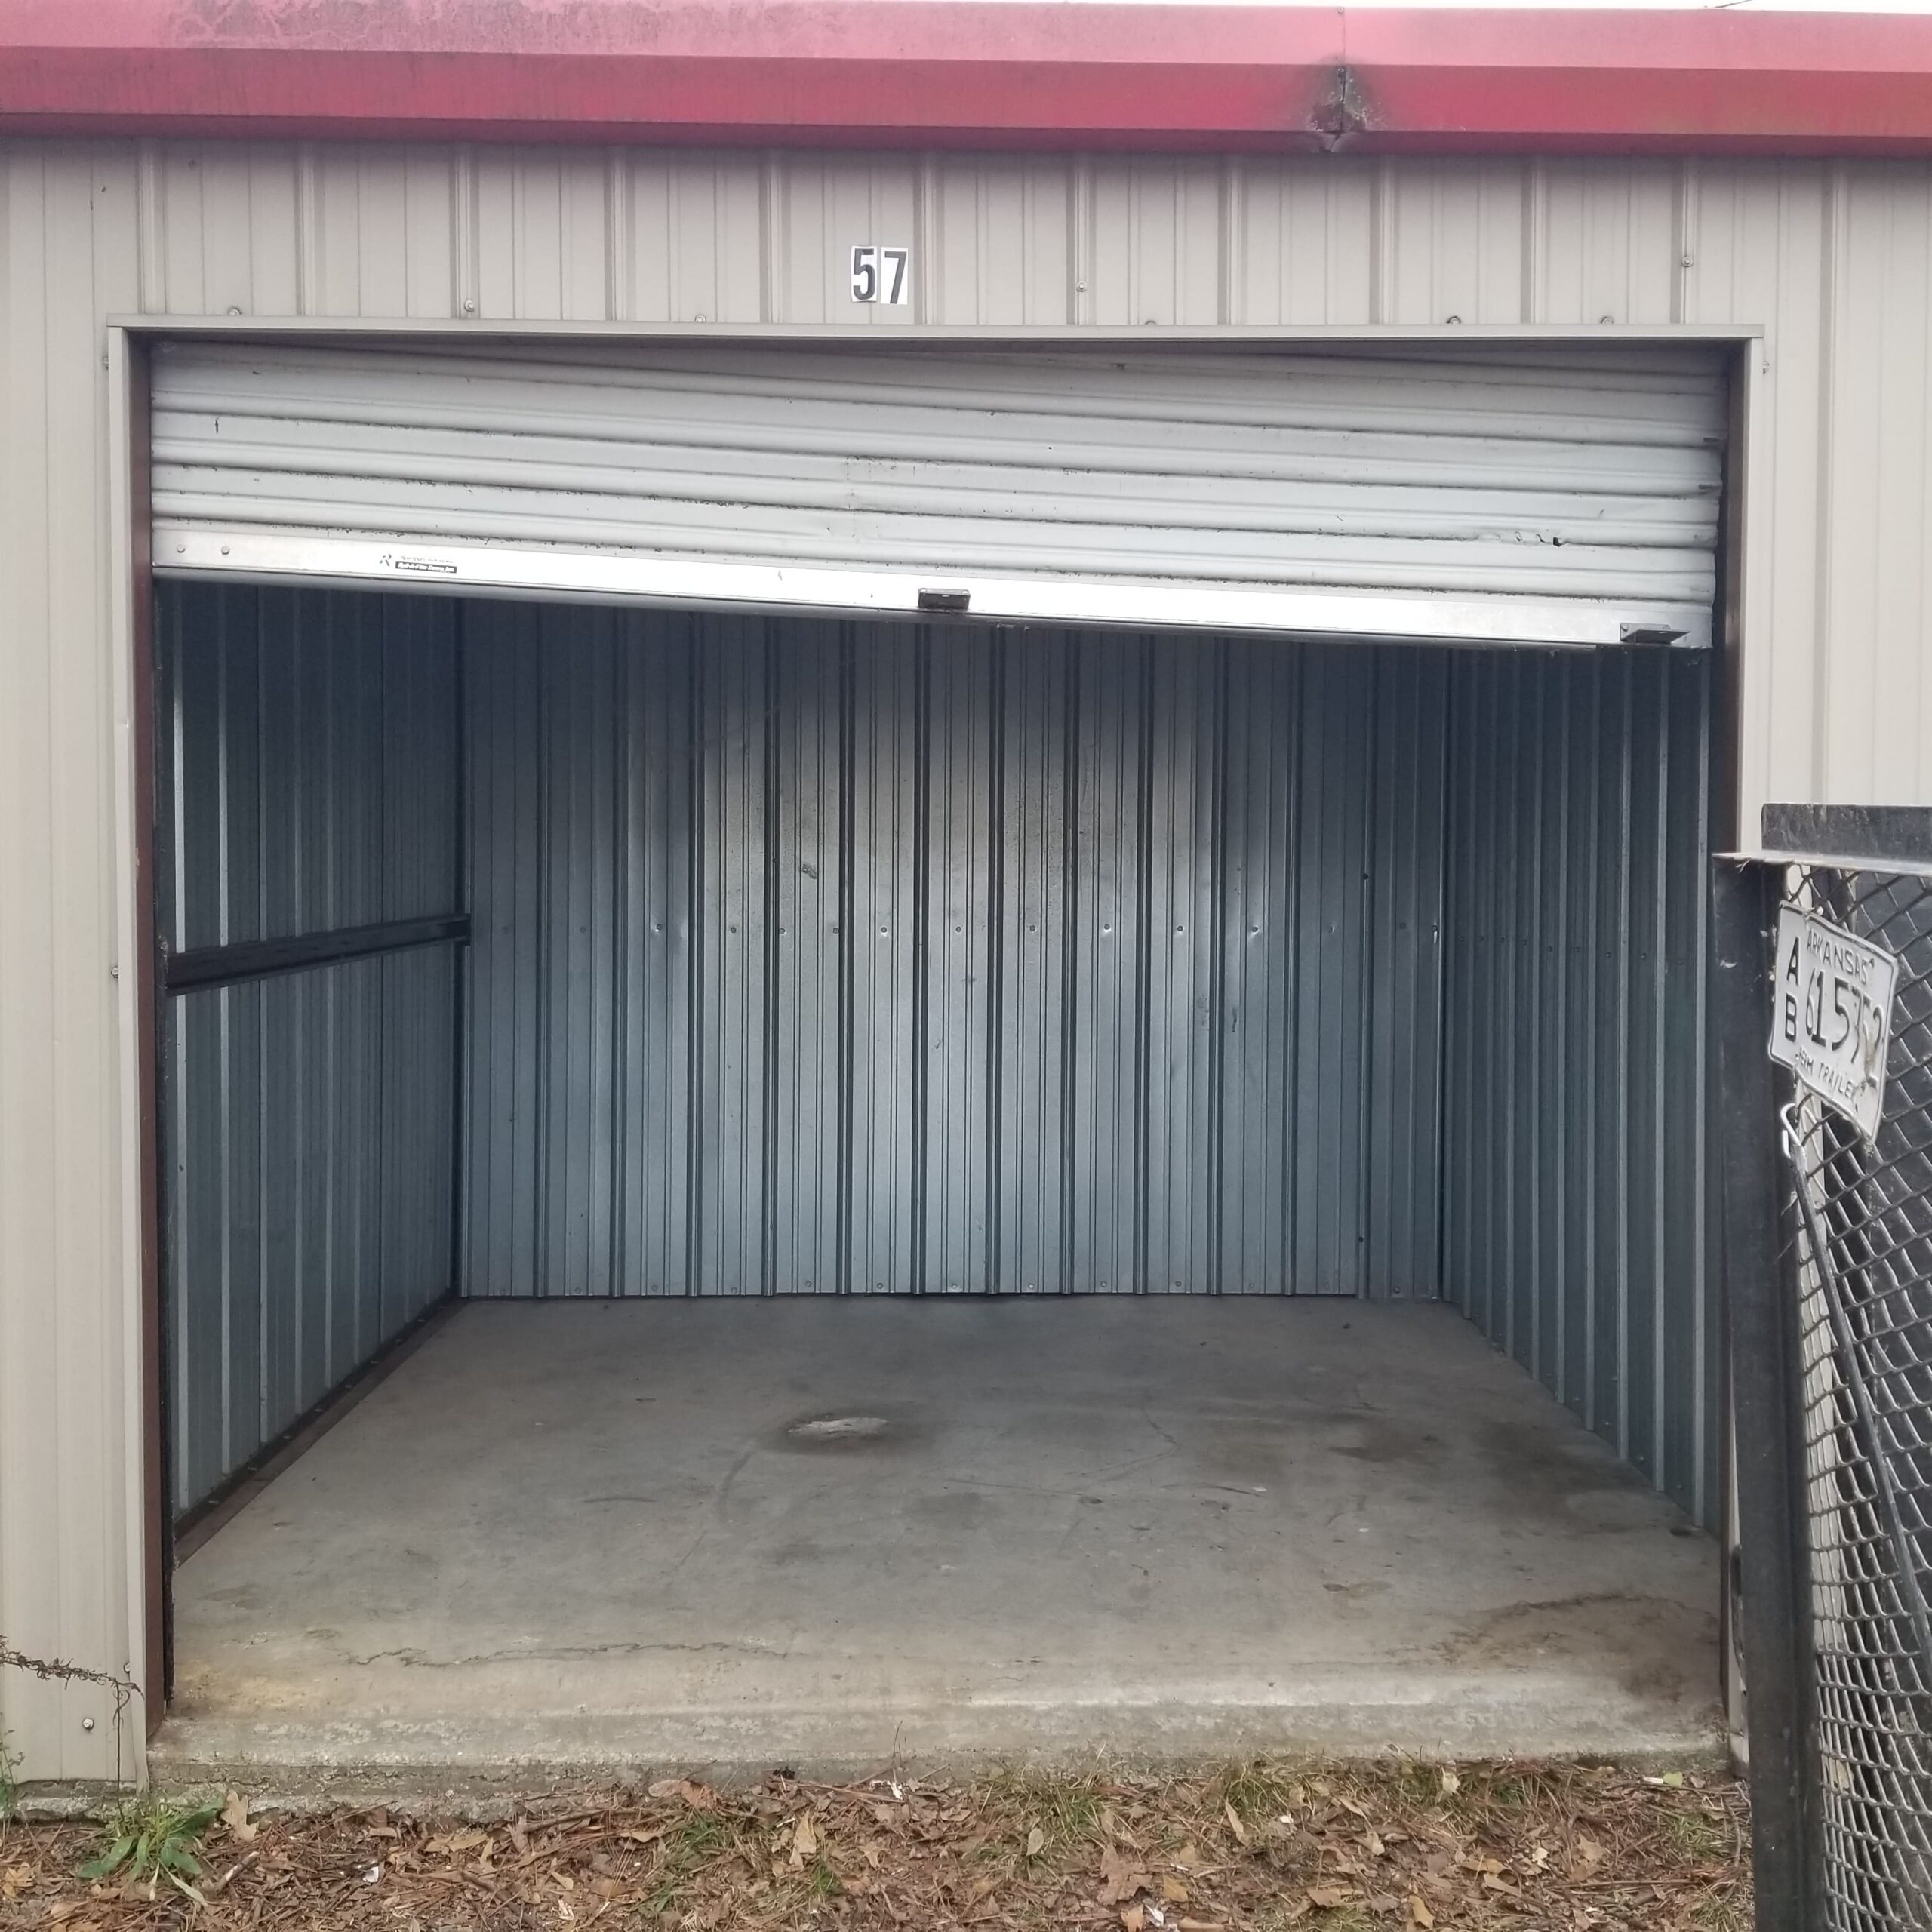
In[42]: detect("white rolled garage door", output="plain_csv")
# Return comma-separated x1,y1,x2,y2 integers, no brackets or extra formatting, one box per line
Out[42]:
150,338,1724,650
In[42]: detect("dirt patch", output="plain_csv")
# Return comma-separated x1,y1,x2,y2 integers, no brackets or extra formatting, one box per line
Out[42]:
1475,1420,1681,1531
1439,1594,1721,1706
1,1760,1749,1930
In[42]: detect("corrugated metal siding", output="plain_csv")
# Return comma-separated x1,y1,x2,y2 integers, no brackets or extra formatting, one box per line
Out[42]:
156,583,460,1516
463,608,1448,1299
1439,648,1718,1527
6,136,1929,1779
75,142,1932,813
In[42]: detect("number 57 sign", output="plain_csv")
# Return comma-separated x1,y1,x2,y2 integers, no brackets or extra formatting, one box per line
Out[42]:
1770,903,1900,1140
851,245,910,306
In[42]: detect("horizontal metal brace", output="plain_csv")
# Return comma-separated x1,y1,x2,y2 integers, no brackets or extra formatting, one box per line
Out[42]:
153,527,1713,653
162,913,470,995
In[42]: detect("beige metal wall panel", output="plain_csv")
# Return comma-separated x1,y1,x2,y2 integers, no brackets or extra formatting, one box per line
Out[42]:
9,132,1932,1782
0,142,146,1785
1681,162,1829,826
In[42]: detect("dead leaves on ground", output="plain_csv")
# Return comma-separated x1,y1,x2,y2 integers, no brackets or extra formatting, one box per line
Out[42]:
0,1759,1748,1931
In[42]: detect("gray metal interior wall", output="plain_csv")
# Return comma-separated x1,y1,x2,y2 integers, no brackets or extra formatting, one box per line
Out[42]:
158,583,462,1515
1439,647,1717,1526
462,605,1449,1298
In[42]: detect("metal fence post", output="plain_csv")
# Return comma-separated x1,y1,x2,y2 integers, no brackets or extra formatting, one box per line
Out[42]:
1715,857,1817,1930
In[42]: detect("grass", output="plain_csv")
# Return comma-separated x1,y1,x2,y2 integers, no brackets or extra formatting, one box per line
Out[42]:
641,1807,746,1918
0,1733,18,1824
78,1792,223,1900
1214,1758,1308,1827
985,1766,1108,1854
1663,1805,1737,1863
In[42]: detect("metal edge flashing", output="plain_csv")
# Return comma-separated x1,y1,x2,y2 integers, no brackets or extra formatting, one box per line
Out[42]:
154,531,1713,654
12,7,1932,155
107,323,162,1764
109,317,1768,343
1759,804,1932,872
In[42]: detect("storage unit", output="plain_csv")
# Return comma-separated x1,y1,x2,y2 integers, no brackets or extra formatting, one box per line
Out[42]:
130,327,1723,1772
11,0,1932,1787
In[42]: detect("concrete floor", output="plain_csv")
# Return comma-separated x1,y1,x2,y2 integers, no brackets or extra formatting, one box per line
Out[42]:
160,1299,1723,1783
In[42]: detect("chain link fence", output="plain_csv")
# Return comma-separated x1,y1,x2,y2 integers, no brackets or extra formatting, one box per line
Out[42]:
1776,862,1932,1930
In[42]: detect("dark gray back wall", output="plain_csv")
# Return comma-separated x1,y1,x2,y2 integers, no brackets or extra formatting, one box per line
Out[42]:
158,583,461,1518
461,606,1451,1299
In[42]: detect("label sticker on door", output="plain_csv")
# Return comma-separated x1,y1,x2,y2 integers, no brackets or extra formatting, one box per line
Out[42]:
851,245,910,306
1770,904,1900,1140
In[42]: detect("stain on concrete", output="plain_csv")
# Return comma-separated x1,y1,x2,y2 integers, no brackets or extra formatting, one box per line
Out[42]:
1477,1417,1681,1528
789,1414,891,1443
767,1404,930,1456
1441,1592,1719,1704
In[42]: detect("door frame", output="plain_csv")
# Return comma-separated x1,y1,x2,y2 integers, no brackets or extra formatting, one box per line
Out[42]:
106,315,1762,1743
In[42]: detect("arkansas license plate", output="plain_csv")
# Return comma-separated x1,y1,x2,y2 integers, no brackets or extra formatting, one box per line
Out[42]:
1770,903,1900,1140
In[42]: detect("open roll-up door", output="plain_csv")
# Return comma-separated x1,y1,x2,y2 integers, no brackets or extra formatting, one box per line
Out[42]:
150,339,1724,649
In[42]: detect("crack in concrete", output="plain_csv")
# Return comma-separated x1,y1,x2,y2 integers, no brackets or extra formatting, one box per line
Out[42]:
342,1638,785,1669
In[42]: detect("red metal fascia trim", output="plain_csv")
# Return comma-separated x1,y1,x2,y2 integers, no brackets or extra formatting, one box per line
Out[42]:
3,5,1932,155
0,48,1340,149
